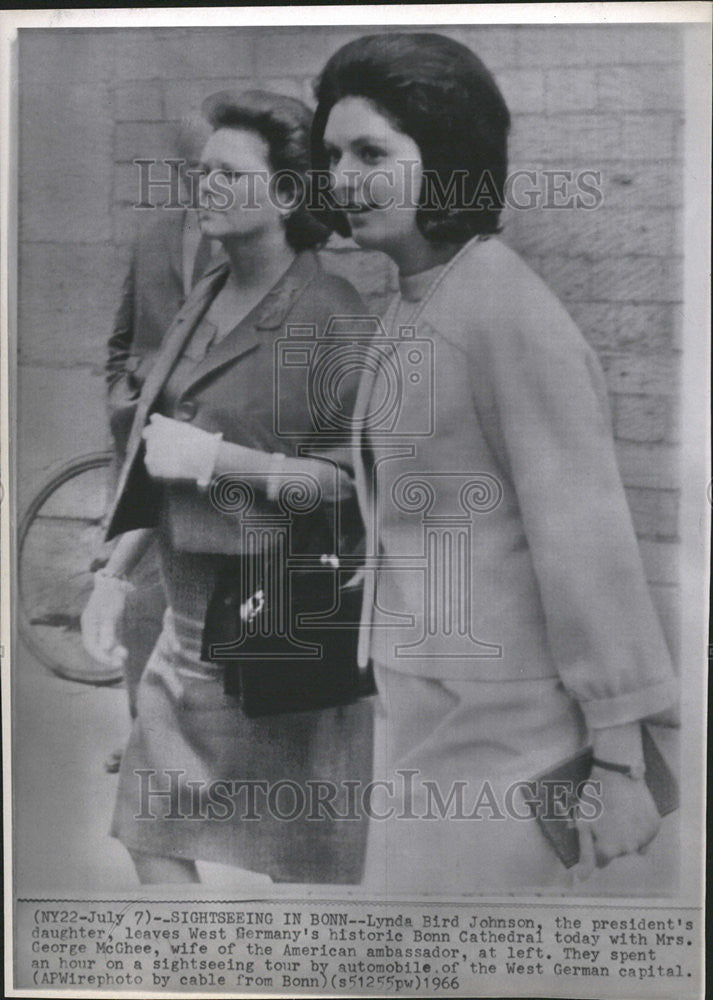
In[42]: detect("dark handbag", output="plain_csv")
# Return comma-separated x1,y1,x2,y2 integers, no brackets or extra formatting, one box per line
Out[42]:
202,505,375,717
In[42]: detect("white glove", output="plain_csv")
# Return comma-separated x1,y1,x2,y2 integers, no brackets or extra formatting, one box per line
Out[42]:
80,569,132,669
142,413,223,487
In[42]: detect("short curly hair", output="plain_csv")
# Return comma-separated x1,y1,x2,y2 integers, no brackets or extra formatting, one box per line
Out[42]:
311,32,511,244
202,89,330,251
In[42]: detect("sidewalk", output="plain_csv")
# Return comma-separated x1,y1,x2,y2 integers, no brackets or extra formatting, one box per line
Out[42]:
12,637,274,896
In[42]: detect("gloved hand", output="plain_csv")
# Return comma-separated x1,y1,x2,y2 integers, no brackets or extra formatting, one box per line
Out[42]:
80,570,132,669
142,413,223,487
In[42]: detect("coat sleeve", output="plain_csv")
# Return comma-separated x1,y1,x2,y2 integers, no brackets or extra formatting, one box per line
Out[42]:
106,250,137,390
469,279,677,730
297,274,367,489
105,249,142,458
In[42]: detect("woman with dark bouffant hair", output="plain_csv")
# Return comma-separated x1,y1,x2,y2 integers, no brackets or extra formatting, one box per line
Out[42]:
312,32,677,893
81,90,372,885
312,31,510,247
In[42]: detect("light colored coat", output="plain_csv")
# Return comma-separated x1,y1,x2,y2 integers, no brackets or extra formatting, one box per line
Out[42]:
352,236,677,730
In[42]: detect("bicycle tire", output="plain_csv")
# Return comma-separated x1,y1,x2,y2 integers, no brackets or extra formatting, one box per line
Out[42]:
17,450,125,685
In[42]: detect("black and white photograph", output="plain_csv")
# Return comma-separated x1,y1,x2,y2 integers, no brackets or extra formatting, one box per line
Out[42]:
1,4,709,998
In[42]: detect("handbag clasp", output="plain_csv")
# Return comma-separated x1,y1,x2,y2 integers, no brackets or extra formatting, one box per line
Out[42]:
240,589,265,622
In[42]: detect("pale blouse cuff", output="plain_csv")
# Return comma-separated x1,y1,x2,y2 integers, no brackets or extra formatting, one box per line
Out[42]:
578,677,678,730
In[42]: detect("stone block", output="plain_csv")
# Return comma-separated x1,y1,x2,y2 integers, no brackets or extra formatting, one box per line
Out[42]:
590,256,682,303
616,441,680,489
613,393,675,443
598,64,683,112
601,351,680,395
619,113,682,161
598,162,684,210
514,24,681,67
569,303,678,354
19,82,113,244
625,486,679,539
545,69,597,114
18,28,116,85
114,121,178,164
110,27,257,81
253,27,364,78
18,243,126,368
494,69,545,114
510,113,623,164
114,80,163,121
16,365,109,514
440,25,521,68
162,76,252,120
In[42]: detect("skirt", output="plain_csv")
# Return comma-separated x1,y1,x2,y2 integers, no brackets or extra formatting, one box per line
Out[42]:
111,541,373,884
363,661,588,895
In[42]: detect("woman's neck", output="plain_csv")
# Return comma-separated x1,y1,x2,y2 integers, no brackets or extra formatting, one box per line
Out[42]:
388,233,461,278
220,229,296,291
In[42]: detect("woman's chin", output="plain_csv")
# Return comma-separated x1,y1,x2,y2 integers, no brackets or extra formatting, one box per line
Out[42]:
346,212,387,250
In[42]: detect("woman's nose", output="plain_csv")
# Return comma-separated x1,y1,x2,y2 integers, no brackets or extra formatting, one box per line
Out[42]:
198,170,224,209
330,155,362,204
197,173,211,206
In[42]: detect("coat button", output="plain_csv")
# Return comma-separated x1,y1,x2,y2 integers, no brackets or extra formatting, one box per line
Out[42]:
175,399,197,421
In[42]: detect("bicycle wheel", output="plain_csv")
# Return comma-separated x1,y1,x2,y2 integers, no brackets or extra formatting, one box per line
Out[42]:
17,451,125,685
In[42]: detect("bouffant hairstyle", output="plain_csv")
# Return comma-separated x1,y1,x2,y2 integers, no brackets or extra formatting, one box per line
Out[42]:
311,32,511,244
202,89,330,250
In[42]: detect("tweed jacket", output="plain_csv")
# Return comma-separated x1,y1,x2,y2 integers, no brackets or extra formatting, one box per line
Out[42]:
352,236,677,730
106,250,365,555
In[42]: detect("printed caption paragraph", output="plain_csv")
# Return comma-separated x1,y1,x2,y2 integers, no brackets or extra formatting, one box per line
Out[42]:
16,900,702,997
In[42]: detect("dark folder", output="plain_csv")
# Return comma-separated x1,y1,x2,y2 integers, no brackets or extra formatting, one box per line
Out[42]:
524,725,679,868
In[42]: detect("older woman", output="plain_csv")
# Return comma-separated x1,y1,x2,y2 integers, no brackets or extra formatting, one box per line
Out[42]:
311,32,678,893
82,90,371,885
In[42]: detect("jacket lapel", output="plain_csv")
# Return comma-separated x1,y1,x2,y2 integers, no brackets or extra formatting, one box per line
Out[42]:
176,250,319,395
107,261,230,531
134,260,229,420
350,298,400,523
351,349,380,522
108,252,322,537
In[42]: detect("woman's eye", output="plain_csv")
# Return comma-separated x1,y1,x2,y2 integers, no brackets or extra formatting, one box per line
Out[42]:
213,169,241,184
360,145,386,165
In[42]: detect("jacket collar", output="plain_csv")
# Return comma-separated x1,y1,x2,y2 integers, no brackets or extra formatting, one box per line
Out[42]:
176,249,320,394
133,260,228,417
113,261,229,498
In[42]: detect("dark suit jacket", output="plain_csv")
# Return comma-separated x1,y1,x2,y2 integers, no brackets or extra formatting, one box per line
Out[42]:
106,210,213,457
106,250,366,559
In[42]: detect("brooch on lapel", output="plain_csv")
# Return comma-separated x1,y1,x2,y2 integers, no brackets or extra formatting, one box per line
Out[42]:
255,281,301,330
